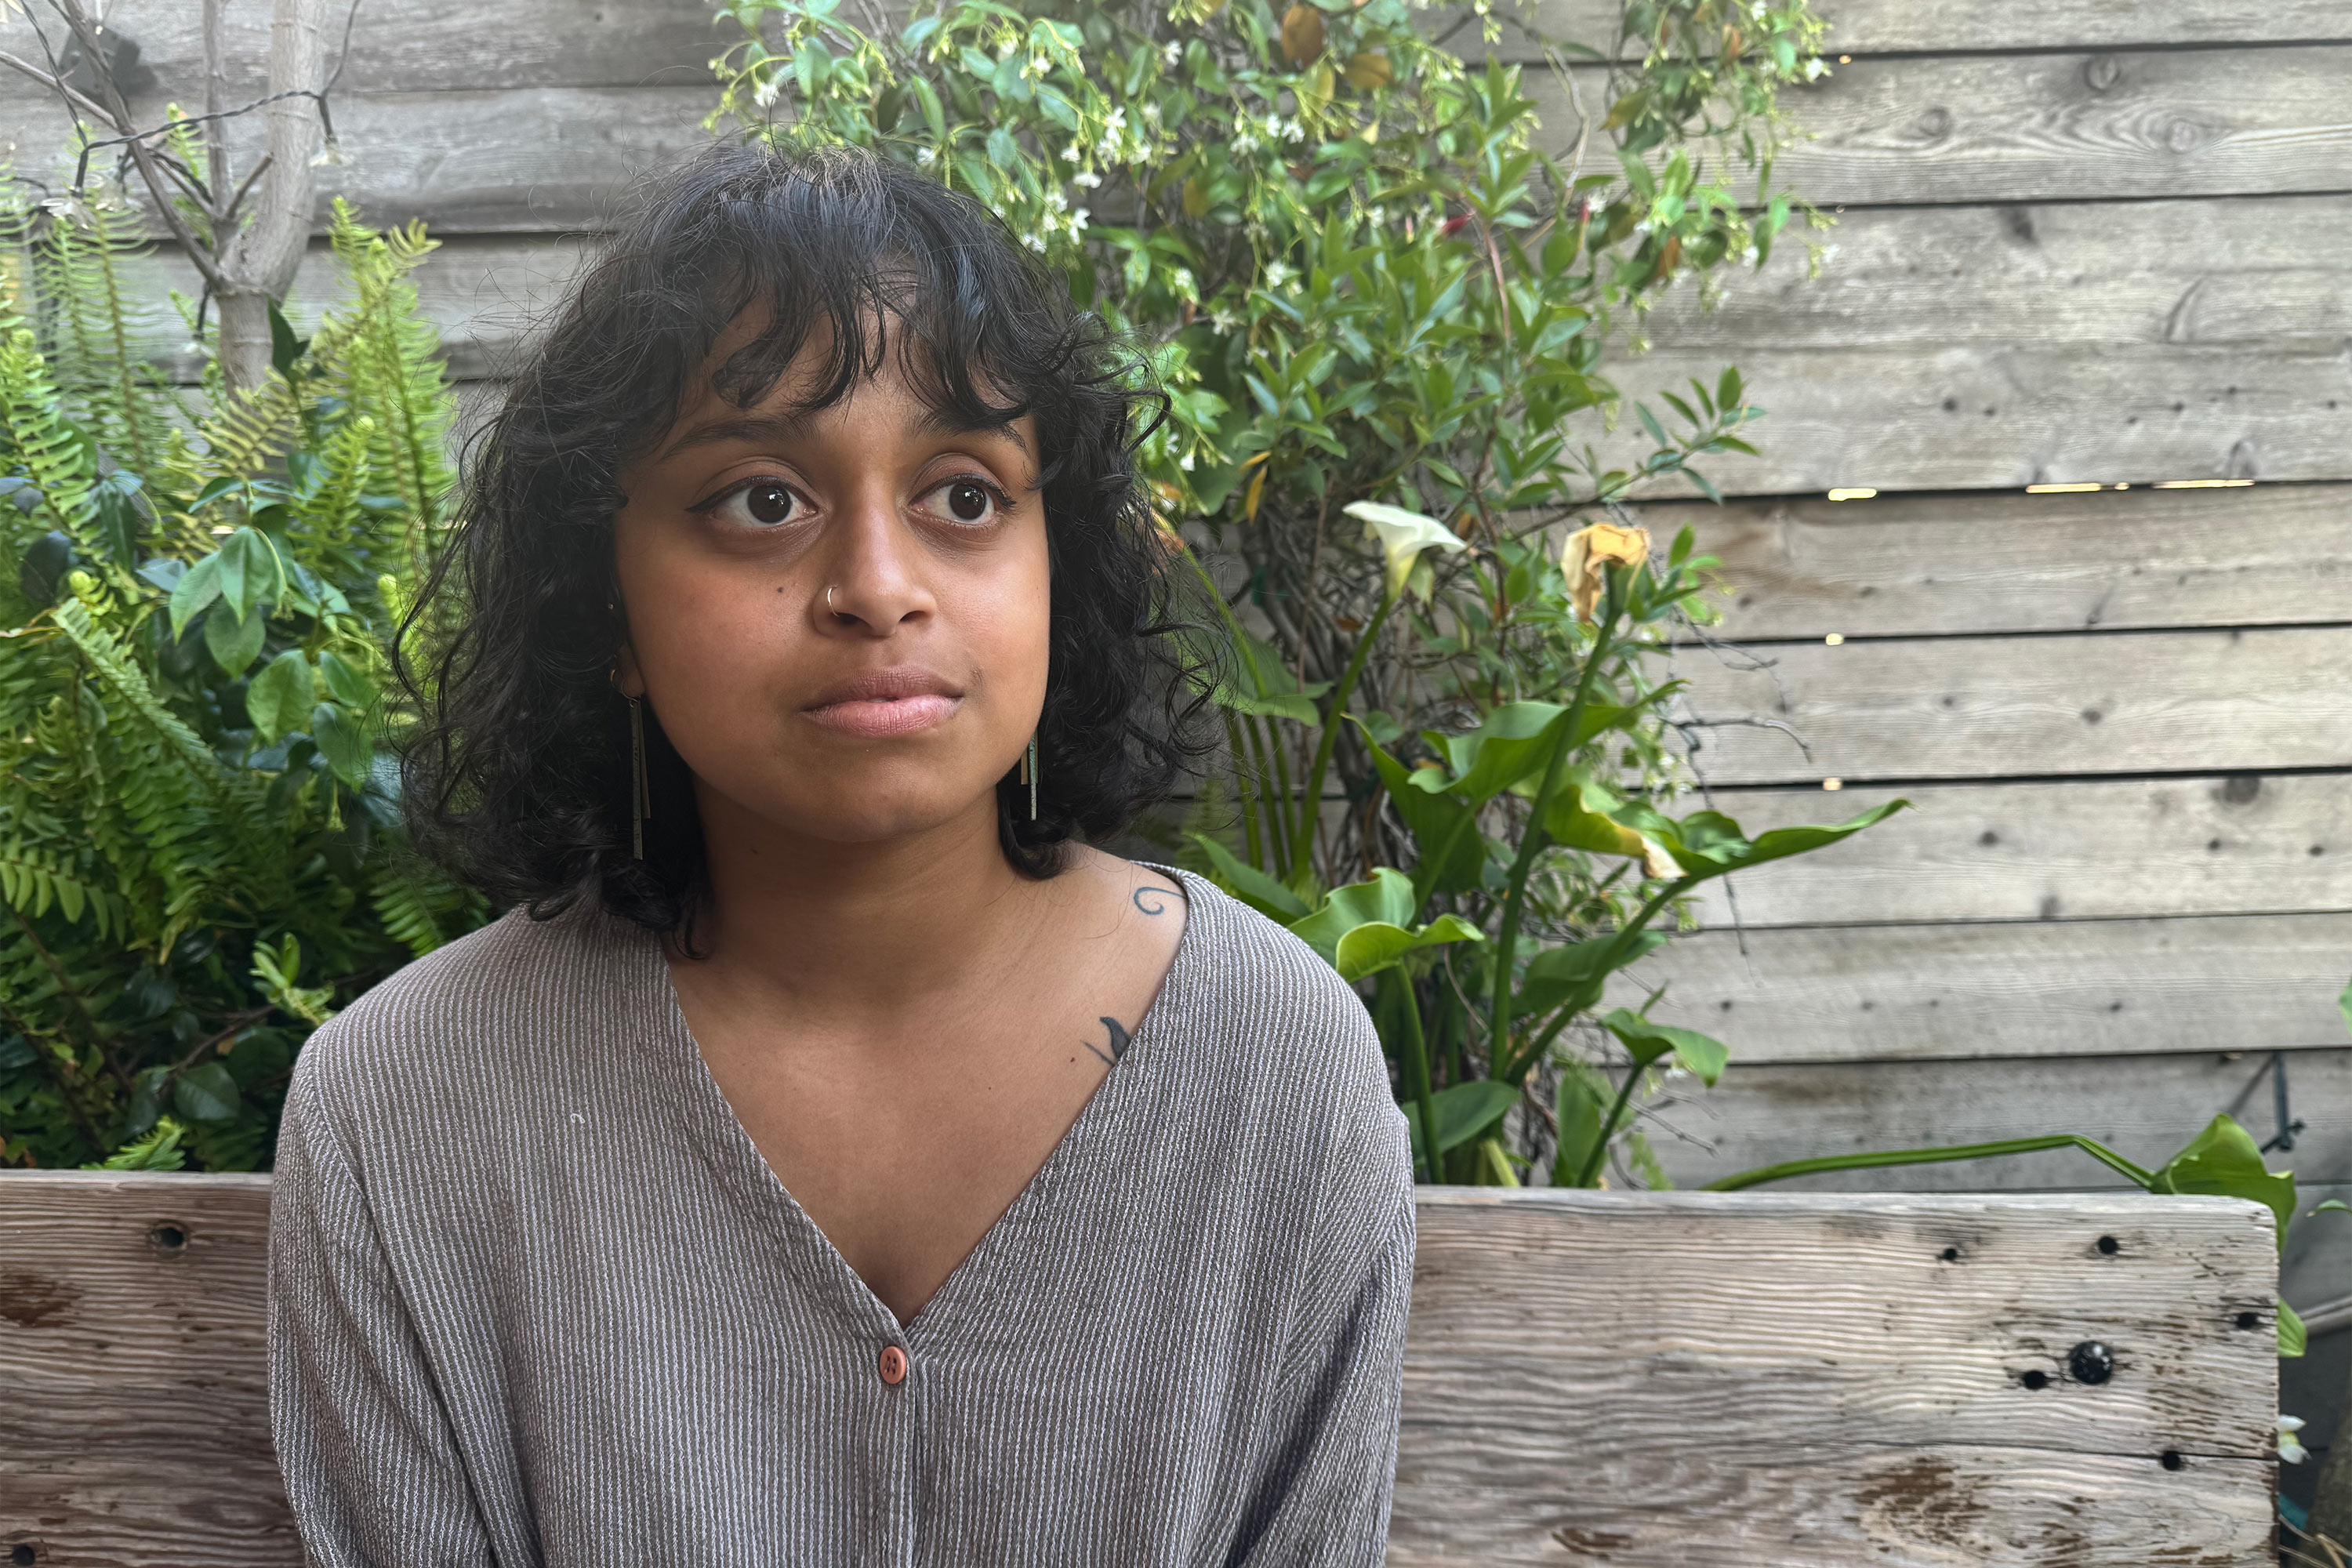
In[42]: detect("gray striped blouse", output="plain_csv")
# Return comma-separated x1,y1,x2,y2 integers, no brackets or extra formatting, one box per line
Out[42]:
267,867,1416,1566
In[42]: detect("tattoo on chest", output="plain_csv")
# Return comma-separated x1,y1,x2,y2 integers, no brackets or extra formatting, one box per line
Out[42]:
1132,884,1171,916
1083,1015,1134,1069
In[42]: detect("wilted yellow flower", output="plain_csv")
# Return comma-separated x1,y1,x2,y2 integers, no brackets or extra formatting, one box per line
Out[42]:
1280,4,1326,64
1343,50,1392,89
1559,521,1650,624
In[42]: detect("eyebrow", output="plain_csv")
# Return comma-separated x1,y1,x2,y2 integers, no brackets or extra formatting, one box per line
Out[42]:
657,405,1033,463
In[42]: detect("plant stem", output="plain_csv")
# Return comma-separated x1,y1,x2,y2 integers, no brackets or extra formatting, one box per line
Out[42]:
1382,967,1443,1184
1484,573,1621,1079
1291,588,1396,871
1224,711,1263,869
1571,1057,1642,1188
1704,1134,2158,1194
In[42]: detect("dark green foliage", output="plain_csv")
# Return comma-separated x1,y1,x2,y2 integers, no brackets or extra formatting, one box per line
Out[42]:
0,190,481,1171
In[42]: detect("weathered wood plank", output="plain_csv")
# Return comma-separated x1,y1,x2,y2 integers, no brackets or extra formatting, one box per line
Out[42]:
1394,1187,2275,1565
1646,197,2352,354
0,1174,2281,1566
1686,774,2352,927
1647,485,2352,641
16,0,2350,106
1617,341,2352,495
1531,46,2352,207
1636,1049,2350,1194
1613,910,2352,1064
1672,626,2352,786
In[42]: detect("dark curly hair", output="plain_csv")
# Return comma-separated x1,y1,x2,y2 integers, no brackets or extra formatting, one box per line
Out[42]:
399,140,1206,936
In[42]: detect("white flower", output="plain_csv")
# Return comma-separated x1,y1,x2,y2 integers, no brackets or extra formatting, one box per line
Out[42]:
753,73,783,109
1062,143,1082,162
1073,170,1102,189
1345,501,1468,600
1024,232,1047,252
1263,260,1295,288
1178,449,1196,472
1163,39,1182,65
1069,207,1089,234
916,146,938,168
2280,1415,2310,1464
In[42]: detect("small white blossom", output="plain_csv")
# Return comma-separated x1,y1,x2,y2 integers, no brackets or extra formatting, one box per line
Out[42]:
2280,1415,2310,1464
1070,207,1090,234
1178,449,1196,471
1073,170,1102,189
1264,260,1296,288
1803,56,1827,79
1063,143,1082,162
1024,232,1047,252
753,73,783,109
1163,40,1182,65
916,146,938,167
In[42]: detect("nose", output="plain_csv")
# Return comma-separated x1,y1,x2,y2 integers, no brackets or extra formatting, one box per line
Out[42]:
814,489,935,637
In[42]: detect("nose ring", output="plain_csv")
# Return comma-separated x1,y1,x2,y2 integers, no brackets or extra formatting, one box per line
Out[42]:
825,585,837,615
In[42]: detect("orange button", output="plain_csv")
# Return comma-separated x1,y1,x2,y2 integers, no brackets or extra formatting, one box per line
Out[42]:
879,1345,908,1385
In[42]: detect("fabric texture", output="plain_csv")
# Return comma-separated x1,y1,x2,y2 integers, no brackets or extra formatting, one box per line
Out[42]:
267,867,1416,1566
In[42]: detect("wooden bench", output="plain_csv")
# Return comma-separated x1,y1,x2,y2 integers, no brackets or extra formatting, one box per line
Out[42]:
1,1174,2281,1566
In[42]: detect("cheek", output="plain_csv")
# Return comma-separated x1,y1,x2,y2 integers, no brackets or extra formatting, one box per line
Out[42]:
612,521,797,714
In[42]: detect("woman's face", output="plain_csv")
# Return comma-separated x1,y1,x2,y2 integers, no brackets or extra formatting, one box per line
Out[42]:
612,325,1049,851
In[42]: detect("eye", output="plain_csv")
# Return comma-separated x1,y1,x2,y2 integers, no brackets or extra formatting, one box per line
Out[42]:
697,477,807,529
922,476,1008,527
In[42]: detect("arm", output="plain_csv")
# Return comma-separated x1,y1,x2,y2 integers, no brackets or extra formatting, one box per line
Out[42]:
269,1062,501,1567
1230,1110,1417,1567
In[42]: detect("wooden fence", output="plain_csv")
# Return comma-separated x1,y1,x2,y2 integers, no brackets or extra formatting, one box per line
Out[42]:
4,0,2347,1488
0,1172,2286,1566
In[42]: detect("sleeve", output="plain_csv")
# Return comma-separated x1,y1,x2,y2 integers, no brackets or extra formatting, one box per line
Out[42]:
268,1060,501,1567
1229,1100,1417,1567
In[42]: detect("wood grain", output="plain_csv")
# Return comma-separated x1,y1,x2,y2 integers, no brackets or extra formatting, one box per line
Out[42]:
1504,0,2352,56
0,1174,2281,1566
1669,626,2352,786
1533,46,2352,208
1635,1048,2351,1194
1393,1187,2276,1566
1645,485,2352,641
1612,910,2352,1064
1683,774,2352,927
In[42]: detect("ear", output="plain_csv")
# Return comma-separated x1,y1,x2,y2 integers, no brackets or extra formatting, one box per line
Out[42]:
612,641,648,699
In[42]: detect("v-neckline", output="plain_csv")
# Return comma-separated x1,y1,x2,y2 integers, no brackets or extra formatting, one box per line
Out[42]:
632,866,1208,1348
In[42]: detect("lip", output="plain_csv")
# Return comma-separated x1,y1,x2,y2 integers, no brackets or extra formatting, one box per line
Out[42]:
800,668,965,738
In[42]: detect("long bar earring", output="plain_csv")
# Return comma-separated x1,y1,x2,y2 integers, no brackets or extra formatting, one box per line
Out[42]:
627,695,651,859
1025,734,1039,821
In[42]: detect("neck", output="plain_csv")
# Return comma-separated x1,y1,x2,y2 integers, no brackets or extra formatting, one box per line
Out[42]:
683,786,1038,1016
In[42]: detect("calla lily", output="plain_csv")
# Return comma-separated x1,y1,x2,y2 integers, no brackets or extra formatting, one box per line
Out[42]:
1346,500,1468,600
1560,521,1651,624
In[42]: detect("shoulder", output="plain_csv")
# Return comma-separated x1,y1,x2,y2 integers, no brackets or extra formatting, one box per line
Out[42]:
289,898,653,1127
1154,867,1410,1181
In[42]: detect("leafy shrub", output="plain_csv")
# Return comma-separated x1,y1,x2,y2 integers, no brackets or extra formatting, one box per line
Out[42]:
0,192,477,1171
708,0,1900,1184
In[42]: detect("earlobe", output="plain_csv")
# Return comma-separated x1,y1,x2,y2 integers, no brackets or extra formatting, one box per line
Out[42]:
612,642,648,699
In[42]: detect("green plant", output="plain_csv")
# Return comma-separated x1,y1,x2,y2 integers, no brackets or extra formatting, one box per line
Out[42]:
709,0,1862,1185
0,186,479,1172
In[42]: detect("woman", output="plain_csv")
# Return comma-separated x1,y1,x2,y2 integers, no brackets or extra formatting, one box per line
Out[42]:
267,142,1415,1565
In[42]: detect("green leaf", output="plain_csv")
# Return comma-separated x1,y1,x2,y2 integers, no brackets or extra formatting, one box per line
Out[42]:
1541,771,1652,861
204,600,269,675
1287,869,1485,981
169,553,221,639
1515,930,1670,1018
2278,1298,2307,1359
311,702,370,787
246,650,315,741
1331,913,1483,983
1599,1008,1730,1085
1653,798,1911,882
315,648,374,707
1552,1069,1606,1187
267,298,310,378
1404,1079,1521,1164
2151,1114,2296,1250
1213,626,1331,723
1189,833,1312,920
173,1062,241,1122
1359,728,1483,895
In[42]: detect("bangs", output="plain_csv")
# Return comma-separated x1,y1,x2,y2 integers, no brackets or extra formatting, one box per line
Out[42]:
604,143,1096,479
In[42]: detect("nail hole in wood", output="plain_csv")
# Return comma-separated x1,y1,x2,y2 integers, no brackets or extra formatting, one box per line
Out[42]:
2236,1311,2262,1330
2020,1370,2050,1391
147,1223,187,1254
13,1544,37,1565
2160,1450,2183,1472
2096,1235,2120,1255
1940,1246,1961,1263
